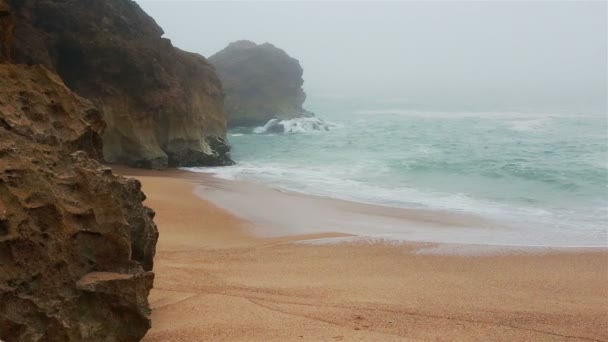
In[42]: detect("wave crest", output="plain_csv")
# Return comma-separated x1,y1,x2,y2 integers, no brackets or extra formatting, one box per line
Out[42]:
253,117,335,134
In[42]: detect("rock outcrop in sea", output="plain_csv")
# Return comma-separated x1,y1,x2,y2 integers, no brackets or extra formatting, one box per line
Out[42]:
209,40,314,128
0,63,159,341
8,0,232,169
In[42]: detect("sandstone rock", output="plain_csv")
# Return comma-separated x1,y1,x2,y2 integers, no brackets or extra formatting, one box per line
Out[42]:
9,0,232,169
209,40,314,127
0,64,158,341
0,64,105,161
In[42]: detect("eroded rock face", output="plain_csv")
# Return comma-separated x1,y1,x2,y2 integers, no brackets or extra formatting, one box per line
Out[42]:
0,64,158,341
209,40,314,127
0,64,105,160
9,0,232,169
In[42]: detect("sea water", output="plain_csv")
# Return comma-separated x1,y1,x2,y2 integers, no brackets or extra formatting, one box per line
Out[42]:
188,100,608,247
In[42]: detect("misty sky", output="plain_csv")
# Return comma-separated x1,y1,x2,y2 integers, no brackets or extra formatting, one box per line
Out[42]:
136,1,607,113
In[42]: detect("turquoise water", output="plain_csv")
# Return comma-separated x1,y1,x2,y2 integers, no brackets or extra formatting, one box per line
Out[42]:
191,102,608,246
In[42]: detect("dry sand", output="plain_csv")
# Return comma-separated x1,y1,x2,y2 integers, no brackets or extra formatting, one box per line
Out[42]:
116,168,608,341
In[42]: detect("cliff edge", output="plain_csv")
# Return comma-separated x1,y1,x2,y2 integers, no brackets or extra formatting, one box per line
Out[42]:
209,40,313,127
9,0,232,168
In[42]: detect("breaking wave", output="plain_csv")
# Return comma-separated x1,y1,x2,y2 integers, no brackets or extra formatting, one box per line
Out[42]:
253,117,336,134
187,108,608,247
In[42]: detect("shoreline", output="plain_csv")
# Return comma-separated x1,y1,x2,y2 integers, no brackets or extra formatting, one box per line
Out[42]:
117,164,608,253
168,166,607,249
114,167,608,341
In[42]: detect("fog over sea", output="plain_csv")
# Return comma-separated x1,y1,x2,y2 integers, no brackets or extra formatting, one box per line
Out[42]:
188,98,607,247
136,0,608,247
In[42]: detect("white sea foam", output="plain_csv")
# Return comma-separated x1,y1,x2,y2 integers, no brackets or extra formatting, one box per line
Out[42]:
507,118,551,132
253,117,336,134
184,161,606,247
414,144,439,155
252,119,279,134
187,163,522,215
187,109,608,247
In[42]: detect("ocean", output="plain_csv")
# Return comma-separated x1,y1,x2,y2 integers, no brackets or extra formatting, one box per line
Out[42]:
188,99,608,247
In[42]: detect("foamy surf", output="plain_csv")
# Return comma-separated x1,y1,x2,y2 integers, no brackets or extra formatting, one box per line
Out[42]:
187,167,607,249
253,117,336,134
188,108,607,248
185,160,606,248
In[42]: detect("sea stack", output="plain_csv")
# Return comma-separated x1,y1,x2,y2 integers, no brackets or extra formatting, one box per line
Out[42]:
8,0,232,169
209,40,314,127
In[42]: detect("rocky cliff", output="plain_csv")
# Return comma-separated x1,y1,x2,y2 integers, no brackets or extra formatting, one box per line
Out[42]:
209,40,313,127
8,0,232,168
0,0,13,62
0,64,158,340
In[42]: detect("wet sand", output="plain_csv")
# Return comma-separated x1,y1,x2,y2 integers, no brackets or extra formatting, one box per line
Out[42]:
115,167,608,341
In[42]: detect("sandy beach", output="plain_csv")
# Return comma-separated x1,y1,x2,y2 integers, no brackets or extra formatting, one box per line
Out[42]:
115,168,608,341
